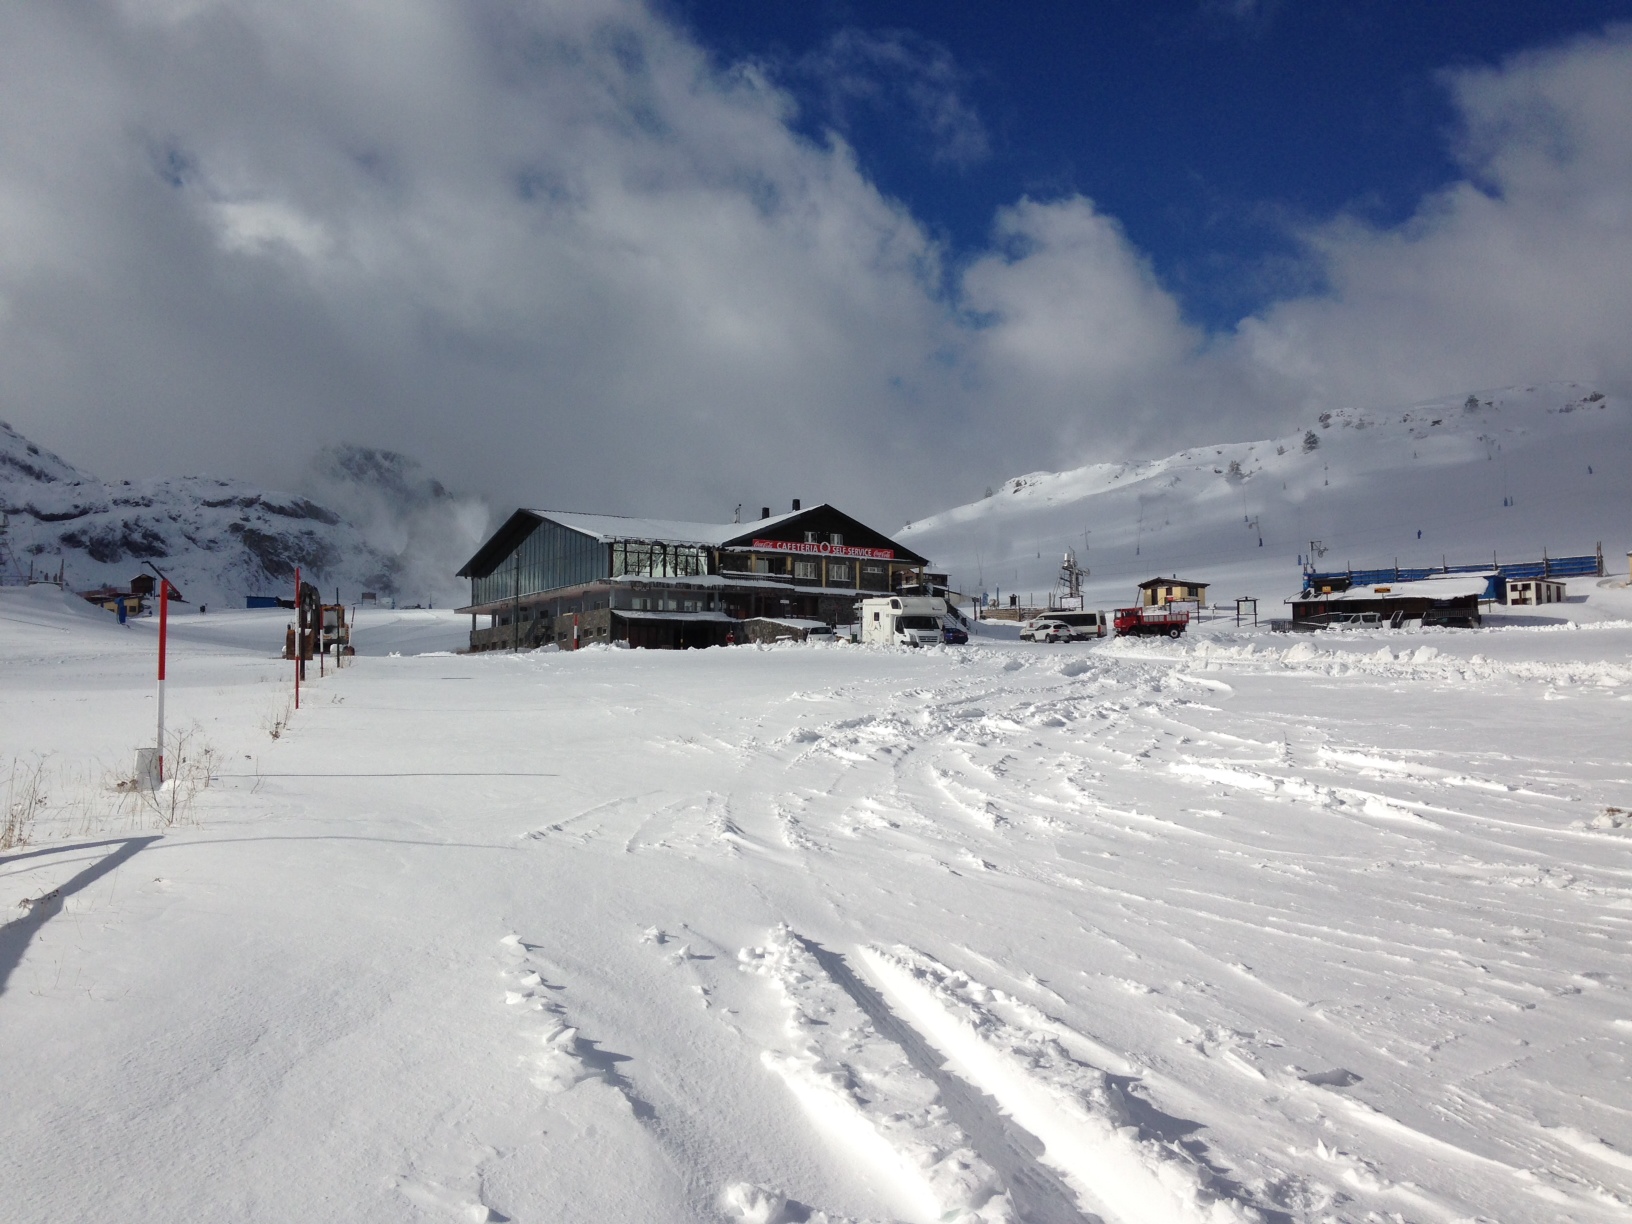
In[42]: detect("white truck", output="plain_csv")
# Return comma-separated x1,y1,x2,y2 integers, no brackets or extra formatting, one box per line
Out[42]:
858,596,947,647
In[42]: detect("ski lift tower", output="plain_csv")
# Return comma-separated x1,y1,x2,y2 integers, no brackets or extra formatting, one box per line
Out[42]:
1058,549,1089,610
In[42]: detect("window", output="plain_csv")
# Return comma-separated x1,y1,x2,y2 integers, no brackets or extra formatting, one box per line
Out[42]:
747,556,769,574
805,531,819,544
828,562,850,585
611,541,707,580
794,560,818,579
830,533,843,546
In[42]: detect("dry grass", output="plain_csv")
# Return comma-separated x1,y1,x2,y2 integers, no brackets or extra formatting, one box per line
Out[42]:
261,697,293,740
6,728,222,846
2,757,47,850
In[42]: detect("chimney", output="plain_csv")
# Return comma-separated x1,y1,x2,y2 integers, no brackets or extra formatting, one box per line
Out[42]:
761,506,770,519
791,498,801,512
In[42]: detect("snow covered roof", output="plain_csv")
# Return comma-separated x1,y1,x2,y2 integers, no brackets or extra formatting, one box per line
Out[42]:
1299,574,1495,602
530,509,802,547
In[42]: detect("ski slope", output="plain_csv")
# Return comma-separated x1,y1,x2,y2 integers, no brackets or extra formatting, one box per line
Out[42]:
902,383,1630,611
3,583,1631,1222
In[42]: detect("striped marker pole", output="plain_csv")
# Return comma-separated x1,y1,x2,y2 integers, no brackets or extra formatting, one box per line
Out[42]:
294,566,301,710
156,578,169,784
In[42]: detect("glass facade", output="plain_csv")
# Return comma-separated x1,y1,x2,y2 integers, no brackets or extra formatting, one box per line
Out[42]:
612,541,709,579
470,517,609,606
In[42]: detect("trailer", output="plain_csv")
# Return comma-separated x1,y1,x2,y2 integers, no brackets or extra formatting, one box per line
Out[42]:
1114,605,1189,638
858,595,947,647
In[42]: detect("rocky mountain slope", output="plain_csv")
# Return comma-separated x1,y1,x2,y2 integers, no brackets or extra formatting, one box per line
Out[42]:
0,421,487,607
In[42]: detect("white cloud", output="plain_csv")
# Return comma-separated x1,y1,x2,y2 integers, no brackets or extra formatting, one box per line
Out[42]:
795,28,990,168
0,1,1626,529
1232,24,1632,413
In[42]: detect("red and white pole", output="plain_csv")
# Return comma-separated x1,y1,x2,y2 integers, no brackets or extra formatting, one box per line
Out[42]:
294,566,301,711
156,578,169,783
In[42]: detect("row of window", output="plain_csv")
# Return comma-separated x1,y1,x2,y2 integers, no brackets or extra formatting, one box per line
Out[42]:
741,555,887,584
474,523,911,608
628,595,713,612
612,541,708,579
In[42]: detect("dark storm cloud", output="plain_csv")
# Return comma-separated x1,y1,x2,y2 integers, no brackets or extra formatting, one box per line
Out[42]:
0,1,1628,526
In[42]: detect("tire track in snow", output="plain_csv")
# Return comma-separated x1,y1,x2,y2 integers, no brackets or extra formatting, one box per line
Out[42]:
800,936,1097,1224
859,945,1263,1224
739,925,1035,1223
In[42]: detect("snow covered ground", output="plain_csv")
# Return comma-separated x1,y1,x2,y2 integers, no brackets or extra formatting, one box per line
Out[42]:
3,582,1631,1223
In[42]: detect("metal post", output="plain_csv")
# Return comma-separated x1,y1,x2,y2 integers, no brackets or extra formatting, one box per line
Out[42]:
156,578,169,783
294,566,301,711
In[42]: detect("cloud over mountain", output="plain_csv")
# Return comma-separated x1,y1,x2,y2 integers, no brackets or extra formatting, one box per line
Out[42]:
0,1,1626,527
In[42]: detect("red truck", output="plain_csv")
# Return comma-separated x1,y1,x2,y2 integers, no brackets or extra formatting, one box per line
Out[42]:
1114,605,1190,638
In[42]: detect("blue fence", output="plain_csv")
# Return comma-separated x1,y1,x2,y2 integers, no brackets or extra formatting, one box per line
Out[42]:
1305,549,1602,590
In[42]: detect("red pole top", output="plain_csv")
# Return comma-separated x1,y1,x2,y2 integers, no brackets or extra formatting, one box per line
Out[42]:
157,578,169,681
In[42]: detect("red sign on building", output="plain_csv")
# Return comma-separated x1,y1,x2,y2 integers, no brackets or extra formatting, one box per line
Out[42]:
750,538,895,560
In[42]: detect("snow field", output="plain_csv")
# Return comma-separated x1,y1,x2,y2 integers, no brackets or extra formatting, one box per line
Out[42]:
2,584,1631,1222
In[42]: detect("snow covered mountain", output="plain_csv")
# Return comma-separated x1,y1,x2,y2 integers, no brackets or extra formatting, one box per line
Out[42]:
902,382,1631,608
0,421,488,607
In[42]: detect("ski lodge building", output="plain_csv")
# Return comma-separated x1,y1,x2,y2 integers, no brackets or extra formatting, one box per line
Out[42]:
456,502,932,651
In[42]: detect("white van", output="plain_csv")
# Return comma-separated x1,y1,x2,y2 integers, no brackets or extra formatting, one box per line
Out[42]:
1020,610,1108,640
859,596,947,647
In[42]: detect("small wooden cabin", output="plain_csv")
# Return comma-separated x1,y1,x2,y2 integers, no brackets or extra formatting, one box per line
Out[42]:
1137,576,1209,608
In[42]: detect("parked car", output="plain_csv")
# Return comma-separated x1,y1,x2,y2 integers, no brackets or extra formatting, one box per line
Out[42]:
1019,617,1069,641
1024,618,1077,643
941,618,969,645
1420,607,1479,628
806,623,837,641
1318,611,1383,627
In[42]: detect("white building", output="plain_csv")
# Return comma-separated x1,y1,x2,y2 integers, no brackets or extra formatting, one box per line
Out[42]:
1503,577,1566,606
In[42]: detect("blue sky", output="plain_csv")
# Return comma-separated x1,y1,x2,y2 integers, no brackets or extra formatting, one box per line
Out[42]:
667,1,1632,328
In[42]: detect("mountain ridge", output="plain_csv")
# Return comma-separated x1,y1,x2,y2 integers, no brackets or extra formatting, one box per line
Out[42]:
901,382,1630,607
0,420,487,607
